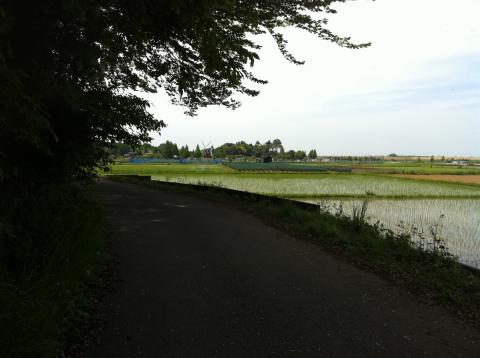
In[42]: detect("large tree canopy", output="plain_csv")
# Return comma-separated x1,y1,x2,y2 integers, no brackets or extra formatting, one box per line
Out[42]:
0,0,368,193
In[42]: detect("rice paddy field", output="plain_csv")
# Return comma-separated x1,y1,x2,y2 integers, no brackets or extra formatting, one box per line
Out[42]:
222,162,351,172
303,198,480,268
108,163,480,268
148,173,480,199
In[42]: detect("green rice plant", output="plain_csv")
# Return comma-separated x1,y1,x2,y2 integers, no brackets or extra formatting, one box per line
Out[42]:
310,199,480,268
151,173,480,198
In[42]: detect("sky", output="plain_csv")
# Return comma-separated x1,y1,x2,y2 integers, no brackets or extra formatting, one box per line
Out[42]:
144,0,480,156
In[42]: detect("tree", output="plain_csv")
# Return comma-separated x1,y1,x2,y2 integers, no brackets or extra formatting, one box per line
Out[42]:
110,143,132,157
1,1,368,193
179,145,190,158
194,145,202,159
272,139,284,154
286,150,296,160
308,149,318,159
294,150,307,160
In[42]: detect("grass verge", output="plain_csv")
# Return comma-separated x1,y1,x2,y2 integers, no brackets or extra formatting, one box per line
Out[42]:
111,175,480,328
0,186,108,358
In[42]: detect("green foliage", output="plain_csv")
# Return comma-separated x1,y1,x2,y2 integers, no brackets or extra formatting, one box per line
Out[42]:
286,150,296,160
294,150,307,160
1,0,367,194
158,141,180,159
194,145,202,159
308,149,318,159
212,139,284,158
0,188,107,357
179,145,190,158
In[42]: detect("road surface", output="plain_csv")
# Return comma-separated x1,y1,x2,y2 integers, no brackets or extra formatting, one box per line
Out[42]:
89,179,479,357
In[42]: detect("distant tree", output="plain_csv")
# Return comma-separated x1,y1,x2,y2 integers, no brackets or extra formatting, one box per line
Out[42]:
253,141,263,158
308,149,318,159
272,139,284,154
295,150,307,160
158,141,179,159
172,143,180,157
179,145,190,158
194,145,202,159
286,150,296,160
207,146,215,158
110,143,132,156
430,155,435,163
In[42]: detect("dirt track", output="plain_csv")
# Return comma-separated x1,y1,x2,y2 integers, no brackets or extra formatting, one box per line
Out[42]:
88,179,479,357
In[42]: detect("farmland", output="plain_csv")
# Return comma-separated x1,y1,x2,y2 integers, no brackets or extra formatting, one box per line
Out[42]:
222,162,352,172
148,173,480,199
392,174,480,185
305,198,480,268
107,162,480,268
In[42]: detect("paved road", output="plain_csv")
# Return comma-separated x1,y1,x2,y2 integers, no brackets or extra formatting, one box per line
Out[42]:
89,179,479,357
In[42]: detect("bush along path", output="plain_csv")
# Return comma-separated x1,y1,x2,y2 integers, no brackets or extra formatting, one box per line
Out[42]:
88,178,479,357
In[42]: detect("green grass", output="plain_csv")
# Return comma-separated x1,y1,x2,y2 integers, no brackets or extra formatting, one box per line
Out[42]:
0,188,108,358
112,176,480,326
108,163,233,175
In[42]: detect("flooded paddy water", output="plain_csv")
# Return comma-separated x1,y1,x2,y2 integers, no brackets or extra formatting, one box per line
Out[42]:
301,198,480,268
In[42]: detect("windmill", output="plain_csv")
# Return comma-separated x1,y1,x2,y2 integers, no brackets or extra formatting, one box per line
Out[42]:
202,141,213,159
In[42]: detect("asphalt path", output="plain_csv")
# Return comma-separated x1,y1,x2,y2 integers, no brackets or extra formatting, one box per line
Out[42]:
89,179,479,357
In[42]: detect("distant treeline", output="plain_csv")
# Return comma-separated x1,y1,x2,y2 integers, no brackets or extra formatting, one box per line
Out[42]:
110,139,318,160
110,139,386,162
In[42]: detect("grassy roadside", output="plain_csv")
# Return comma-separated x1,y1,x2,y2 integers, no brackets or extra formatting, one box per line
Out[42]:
0,186,109,358
110,175,480,328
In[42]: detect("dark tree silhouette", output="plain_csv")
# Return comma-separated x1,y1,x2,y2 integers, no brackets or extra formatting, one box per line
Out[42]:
0,0,368,190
